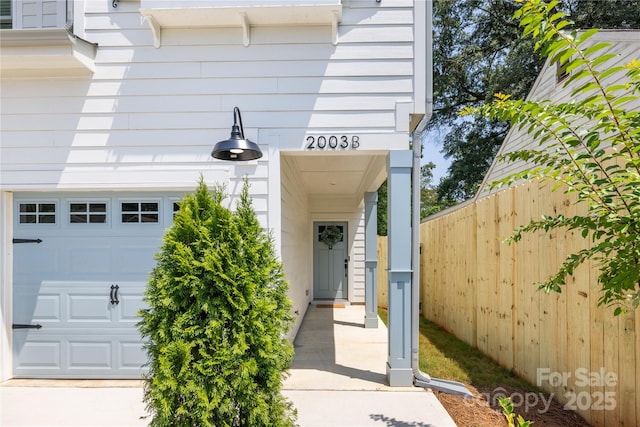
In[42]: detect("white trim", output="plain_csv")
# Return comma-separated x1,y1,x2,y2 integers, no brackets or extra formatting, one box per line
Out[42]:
413,0,426,115
73,0,87,39
0,191,14,381
266,132,282,259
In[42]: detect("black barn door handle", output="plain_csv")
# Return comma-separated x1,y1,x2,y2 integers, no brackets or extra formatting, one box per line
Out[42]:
110,285,120,305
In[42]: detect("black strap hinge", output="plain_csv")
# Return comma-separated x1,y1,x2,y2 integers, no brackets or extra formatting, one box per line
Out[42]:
13,238,43,244
12,324,43,330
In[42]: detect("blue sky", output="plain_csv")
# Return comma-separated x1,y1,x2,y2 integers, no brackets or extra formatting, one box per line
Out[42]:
423,141,450,183
421,129,451,184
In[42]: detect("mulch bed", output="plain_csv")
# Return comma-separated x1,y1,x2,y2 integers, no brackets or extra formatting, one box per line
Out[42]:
434,384,591,426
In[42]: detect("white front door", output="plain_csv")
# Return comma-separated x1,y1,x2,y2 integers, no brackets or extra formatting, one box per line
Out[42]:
12,193,179,378
313,222,348,300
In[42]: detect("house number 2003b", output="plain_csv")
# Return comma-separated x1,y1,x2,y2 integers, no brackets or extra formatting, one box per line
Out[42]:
305,135,360,151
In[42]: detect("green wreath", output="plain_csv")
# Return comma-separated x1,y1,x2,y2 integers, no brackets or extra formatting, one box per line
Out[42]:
320,225,343,249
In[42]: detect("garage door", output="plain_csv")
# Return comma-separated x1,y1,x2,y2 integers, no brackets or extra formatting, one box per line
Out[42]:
12,192,181,378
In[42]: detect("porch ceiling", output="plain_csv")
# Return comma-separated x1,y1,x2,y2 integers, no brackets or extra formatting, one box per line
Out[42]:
286,151,387,201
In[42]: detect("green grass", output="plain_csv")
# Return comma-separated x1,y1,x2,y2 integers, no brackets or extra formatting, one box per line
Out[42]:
378,308,535,390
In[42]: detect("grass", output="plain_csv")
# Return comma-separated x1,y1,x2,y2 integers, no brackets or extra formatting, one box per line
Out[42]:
378,307,535,390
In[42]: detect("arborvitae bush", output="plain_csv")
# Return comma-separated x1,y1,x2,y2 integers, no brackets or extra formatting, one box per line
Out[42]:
139,178,296,427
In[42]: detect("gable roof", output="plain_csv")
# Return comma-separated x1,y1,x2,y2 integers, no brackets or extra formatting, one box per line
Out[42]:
475,30,640,200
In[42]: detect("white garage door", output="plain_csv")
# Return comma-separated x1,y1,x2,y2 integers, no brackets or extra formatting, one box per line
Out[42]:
12,192,182,379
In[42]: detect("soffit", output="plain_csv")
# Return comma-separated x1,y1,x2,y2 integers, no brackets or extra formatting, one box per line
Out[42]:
288,152,387,199
0,28,96,78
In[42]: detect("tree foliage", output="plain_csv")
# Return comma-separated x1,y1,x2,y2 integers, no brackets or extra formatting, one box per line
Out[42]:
376,162,442,235
139,178,296,426
462,0,640,314
430,0,640,206
420,162,448,218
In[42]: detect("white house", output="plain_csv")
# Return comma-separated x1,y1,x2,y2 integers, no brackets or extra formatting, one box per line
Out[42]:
0,0,430,385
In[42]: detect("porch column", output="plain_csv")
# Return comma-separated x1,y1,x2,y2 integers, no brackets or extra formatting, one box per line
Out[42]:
364,192,378,328
386,150,413,387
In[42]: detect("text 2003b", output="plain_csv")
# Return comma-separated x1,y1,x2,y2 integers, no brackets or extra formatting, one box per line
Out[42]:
305,135,360,150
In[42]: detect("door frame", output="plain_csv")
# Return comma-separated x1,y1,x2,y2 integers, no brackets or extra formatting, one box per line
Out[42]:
312,221,348,300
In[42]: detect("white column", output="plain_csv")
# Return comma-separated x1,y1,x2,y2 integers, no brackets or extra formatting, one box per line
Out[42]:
364,192,378,328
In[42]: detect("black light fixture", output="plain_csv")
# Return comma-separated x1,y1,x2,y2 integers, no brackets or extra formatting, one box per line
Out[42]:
211,107,263,161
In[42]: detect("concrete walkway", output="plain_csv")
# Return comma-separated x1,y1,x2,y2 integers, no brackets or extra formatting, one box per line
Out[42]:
282,304,456,426
0,305,456,426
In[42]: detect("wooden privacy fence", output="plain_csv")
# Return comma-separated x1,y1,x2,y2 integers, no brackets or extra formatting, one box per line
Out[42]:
379,179,639,427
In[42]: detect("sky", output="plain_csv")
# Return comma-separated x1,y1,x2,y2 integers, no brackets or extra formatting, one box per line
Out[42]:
420,129,451,184
423,141,450,183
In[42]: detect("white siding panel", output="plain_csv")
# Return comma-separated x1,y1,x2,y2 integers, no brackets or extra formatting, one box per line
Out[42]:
201,60,413,78
280,155,312,337
93,44,413,64
84,14,149,31
2,4,415,215
1,114,130,132
2,96,220,115
337,26,413,43
280,77,412,94
0,168,232,190
82,79,279,97
83,30,154,47
340,8,413,26
1,130,214,148
92,63,202,80
219,94,407,112
1,146,221,165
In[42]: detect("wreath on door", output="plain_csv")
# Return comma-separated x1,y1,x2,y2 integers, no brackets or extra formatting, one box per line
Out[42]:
320,225,343,250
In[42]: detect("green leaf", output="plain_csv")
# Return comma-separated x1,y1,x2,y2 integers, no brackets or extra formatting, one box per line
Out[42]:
582,42,612,58
591,53,620,69
575,28,599,46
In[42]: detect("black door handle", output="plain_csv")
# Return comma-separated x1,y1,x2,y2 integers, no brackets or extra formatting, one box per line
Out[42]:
110,285,120,305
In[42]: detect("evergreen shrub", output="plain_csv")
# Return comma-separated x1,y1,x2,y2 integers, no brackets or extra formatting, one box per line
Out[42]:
139,178,297,427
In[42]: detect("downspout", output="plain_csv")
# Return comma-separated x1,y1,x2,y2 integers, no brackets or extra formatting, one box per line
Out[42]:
411,0,471,398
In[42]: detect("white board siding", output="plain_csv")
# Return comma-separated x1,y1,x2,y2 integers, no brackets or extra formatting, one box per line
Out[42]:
2,0,418,379
280,155,312,338
479,32,640,199
2,1,414,187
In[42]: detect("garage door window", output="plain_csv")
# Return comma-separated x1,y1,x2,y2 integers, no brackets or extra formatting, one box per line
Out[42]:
70,202,107,224
19,202,56,224
121,201,159,223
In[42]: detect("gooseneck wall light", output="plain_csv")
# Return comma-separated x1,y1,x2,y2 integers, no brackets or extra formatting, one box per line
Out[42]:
211,107,263,161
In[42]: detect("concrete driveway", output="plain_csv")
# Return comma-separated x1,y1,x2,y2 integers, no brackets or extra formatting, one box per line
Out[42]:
1,305,456,426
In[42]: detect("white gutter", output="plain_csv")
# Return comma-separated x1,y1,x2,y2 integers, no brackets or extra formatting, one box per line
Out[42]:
410,0,471,398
